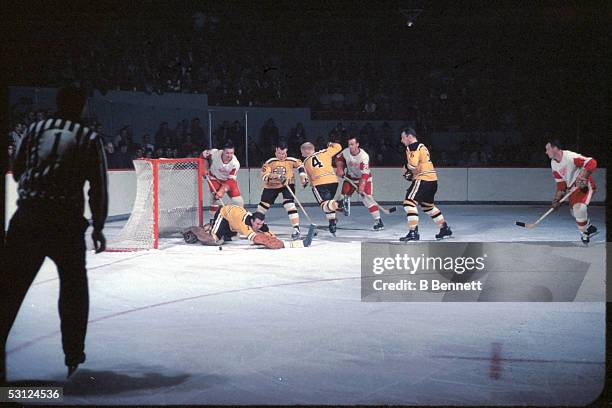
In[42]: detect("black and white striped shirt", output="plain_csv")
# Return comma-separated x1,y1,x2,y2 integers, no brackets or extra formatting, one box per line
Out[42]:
12,118,108,231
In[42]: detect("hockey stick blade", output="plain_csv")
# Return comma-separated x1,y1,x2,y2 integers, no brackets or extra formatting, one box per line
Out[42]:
515,221,536,229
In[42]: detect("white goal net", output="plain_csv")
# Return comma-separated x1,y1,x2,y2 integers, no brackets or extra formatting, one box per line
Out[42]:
107,158,204,251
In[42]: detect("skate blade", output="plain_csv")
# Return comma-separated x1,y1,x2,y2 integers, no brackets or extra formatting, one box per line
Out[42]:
435,234,454,241
582,230,600,245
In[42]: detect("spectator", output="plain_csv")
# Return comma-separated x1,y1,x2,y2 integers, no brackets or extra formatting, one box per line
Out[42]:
214,121,231,147
104,142,118,169
260,118,279,152
190,117,206,148
25,111,36,126
315,134,327,150
174,121,186,144
364,100,377,113
329,122,346,142
115,143,133,169
142,134,155,152
7,143,16,171
94,124,109,144
288,122,306,157
380,122,393,144
132,147,144,161
247,137,264,167
9,123,25,147
113,126,131,149
180,134,197,157
154,122,172,147
229,120,244,142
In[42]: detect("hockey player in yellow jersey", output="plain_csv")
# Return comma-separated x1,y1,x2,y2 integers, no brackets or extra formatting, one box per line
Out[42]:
400,127,452,241
258,142,306,240
300,141,345,235
182,205,315,249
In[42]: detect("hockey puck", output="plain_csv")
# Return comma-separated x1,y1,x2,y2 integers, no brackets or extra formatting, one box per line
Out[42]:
218,246,222,251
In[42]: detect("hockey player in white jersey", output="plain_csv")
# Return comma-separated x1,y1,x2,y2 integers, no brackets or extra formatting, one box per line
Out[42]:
201,140,244,221
545,140,598,243
335,135,384,230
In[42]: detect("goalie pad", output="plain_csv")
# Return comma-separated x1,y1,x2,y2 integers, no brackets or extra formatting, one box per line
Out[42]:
253,232,284,249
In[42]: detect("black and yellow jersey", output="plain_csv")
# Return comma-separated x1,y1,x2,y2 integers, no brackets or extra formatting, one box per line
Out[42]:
261,157,304,189
213,205,269,241
303,142,342,186
406,142,437,181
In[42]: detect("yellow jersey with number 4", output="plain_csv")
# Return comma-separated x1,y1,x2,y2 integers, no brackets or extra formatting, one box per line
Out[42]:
406,142,437,181
304,142,342,186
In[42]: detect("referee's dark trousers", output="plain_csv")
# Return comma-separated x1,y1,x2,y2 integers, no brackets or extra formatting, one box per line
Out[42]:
1,205,90,377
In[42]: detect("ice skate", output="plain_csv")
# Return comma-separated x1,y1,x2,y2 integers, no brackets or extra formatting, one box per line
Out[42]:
400,227,419,242
329,219,337,236
581,225,598,244
435,222,452,240
373,218,384,231
291,226,301,240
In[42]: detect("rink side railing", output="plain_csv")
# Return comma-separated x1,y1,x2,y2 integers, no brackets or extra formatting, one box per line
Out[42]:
4,167,607,223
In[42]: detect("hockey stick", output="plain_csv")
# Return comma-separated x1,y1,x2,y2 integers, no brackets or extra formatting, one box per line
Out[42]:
284,181,316,226
515,187,576,229
342,176,396,214
204,176,227,207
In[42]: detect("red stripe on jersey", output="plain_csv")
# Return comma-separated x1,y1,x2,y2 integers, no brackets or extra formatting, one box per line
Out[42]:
585,158,597,171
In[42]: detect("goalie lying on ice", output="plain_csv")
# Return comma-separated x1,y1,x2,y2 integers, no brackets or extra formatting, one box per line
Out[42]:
183,205,315,249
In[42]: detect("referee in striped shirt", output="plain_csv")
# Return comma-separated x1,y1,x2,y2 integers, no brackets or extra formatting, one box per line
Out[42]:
1,85,108,382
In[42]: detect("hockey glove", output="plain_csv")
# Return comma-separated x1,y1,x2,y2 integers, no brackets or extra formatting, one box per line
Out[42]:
576,174,589,190
215,184,229,200
551,190,565,210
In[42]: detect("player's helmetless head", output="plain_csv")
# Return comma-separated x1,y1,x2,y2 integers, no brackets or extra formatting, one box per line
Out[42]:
275,143,288,160
300,142,315,158
222,141,235,162
400,127,417,146
221,148,234,162
251,212,265,231
348,136,360,154
545,140,563,160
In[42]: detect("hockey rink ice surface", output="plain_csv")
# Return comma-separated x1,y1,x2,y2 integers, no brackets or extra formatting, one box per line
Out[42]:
5,204,606,405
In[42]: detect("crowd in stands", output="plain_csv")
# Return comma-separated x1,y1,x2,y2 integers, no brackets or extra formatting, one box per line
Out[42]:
11,107,606,172
6,8,605,171
9,9,548,132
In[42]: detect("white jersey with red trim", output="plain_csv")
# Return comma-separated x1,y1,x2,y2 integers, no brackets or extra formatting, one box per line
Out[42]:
209,149,240,181
338,148,371,180
550,150,596,189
